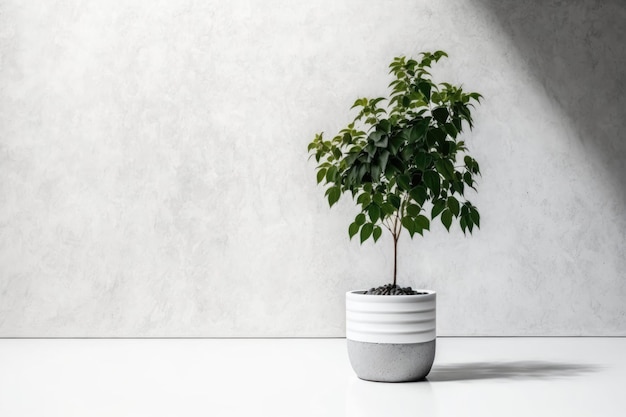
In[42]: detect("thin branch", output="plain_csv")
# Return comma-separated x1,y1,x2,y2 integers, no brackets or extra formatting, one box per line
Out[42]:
382,218,393,233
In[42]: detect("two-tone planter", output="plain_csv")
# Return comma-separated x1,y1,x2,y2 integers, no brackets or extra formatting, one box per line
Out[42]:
346,290,436,382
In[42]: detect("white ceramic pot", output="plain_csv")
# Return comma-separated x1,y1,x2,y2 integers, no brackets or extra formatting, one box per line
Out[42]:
346,289,436,382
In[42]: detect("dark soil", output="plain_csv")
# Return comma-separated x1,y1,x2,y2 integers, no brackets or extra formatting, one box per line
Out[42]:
364,284,426,295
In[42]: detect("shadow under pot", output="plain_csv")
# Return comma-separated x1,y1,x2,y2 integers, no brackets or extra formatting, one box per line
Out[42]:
346,290,436,382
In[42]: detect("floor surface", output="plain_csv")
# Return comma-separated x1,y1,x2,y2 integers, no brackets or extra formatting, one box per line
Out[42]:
1,337,624,416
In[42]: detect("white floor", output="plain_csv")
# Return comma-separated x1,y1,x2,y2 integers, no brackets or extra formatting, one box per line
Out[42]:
0,337,624,417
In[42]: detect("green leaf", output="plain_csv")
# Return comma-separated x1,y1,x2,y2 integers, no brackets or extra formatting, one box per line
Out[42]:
351,98,366,109
441,179,449,195
432,107,449,124
444,122,458,139
388,194,401,209
441,209,453,231
389,156,406,172
355,213,366,226
406,204,421,217
316,168,327,184
373,192,384,205
415,215,430,231
326,166,338,183
358,164,368,183
373,226,382,242
357,192,371,207
433,50,448,60
327,186,340,207
397,174,411,191
463,172,474,188
473,160,480,175
401,217,416,237
464,155,480,174
389,135,404,155
345,168,357,187
360,223,374,243
414,153,432,171
371,163,381,181
470,207,480,228
368,204,381,223
378,118,391,133
431,199,446,219
381,202,395,216
418,82,431,101
452,116,463,133
447,196,460,217
435,159,454,181
460,215,467,234
391,81,407,95
409,122,427,143
423,171,440,197
469,92,483,101
349,222,360,239
461,204,470,217
374,136,388,148
426,127,446,147
451,178,464,196
410,172,423,188
409,186,427,206
377,150,390,174
401,146,415,162
398,128,411,143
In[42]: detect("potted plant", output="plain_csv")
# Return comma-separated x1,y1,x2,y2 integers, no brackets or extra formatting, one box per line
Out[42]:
308,51,483,382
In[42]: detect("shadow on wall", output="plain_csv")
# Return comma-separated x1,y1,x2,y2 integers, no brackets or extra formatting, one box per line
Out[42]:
427,360,600,382
479,0,626,203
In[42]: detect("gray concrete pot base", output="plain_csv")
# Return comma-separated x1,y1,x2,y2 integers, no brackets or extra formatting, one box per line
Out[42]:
347,339,436,382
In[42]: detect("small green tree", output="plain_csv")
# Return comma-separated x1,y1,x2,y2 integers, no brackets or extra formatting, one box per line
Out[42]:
308,51,483,289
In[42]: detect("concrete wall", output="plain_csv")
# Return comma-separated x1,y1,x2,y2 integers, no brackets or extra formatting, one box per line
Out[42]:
1,0,624,336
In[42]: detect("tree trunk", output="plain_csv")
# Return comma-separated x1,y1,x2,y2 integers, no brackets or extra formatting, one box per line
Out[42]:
393,235,398,287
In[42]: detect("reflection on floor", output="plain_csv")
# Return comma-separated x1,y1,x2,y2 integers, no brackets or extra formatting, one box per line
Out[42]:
0,337,624,416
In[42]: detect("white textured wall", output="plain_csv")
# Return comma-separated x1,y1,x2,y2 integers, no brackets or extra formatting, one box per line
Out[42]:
1,0,624,336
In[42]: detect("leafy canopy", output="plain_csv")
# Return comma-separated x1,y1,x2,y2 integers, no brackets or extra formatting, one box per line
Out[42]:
308,51,483,244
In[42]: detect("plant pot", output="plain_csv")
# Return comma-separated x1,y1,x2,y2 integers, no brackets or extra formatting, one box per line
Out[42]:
346,289,436,382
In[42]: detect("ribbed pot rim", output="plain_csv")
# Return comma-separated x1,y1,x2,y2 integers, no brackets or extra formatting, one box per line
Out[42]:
347,289,435,298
